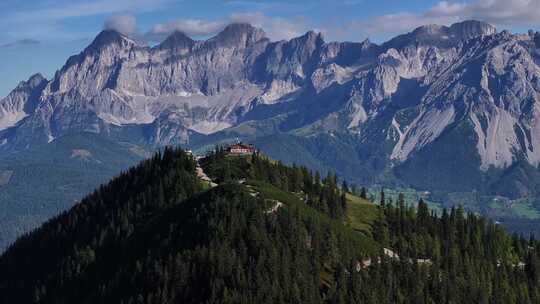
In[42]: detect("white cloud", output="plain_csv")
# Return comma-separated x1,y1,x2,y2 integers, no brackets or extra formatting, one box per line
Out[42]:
146,12,313,42
0,39,40,48
149,19,227,39
450,0,540,26
426,1,467,17
342,12,459,40
104,15,137,36
224,0,304,11
361,13,454,35
7,0,539,47
230,12,311,40
348,0,540,41
0,0,173,42
8,0,172,21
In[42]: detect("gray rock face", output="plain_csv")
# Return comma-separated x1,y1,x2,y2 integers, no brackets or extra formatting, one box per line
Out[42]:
0,74,46,132
383,20,497,49
449,20,497,40
3,19,540,177
388,31,540,171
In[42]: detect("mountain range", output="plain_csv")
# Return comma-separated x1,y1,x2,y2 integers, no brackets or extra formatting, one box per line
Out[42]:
3,19,540,248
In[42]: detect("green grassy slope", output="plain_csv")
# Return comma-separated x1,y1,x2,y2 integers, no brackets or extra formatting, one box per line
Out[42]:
345,193,379,235
248,180,378,254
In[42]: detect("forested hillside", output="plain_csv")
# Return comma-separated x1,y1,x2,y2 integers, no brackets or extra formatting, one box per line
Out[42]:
1,148,540,303
0,132,149,251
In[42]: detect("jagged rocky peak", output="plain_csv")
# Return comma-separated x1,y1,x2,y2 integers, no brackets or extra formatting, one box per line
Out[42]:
4,73,47,101
410,20,496,40
412,24,446,35
158,31,195,51
210,23,267,47
19,73,47,90
86,29,136,52
3,74,46,102
0,73,48,131
533,31,540,47
360,38,374,49
283,30,325,57
298,30,325,45
385,19,497,50
319,38,379,67
449,20,497,39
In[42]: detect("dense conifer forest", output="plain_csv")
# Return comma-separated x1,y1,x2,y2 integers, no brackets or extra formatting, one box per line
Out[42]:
1,147,540,303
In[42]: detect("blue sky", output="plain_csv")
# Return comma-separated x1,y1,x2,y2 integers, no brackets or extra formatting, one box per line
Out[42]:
1,0,540,97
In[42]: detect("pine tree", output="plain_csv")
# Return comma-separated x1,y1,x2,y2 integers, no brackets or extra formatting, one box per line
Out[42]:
341,180,349,193
360,187,368,199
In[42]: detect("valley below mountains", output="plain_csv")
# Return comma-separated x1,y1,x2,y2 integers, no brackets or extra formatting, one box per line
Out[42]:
3,19,540,248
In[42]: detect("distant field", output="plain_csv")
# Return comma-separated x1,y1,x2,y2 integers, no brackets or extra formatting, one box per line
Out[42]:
488,198,540,220
367,187,443,214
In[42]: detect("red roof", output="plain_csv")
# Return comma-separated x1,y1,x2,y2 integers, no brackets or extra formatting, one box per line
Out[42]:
229,143,254,150
227,143,256,154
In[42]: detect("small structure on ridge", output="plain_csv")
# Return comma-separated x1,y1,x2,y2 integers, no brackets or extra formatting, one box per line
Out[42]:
226,142,257,155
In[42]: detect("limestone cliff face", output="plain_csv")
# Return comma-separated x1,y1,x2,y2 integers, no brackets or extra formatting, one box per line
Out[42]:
4,20,540,173
0,74,46,132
